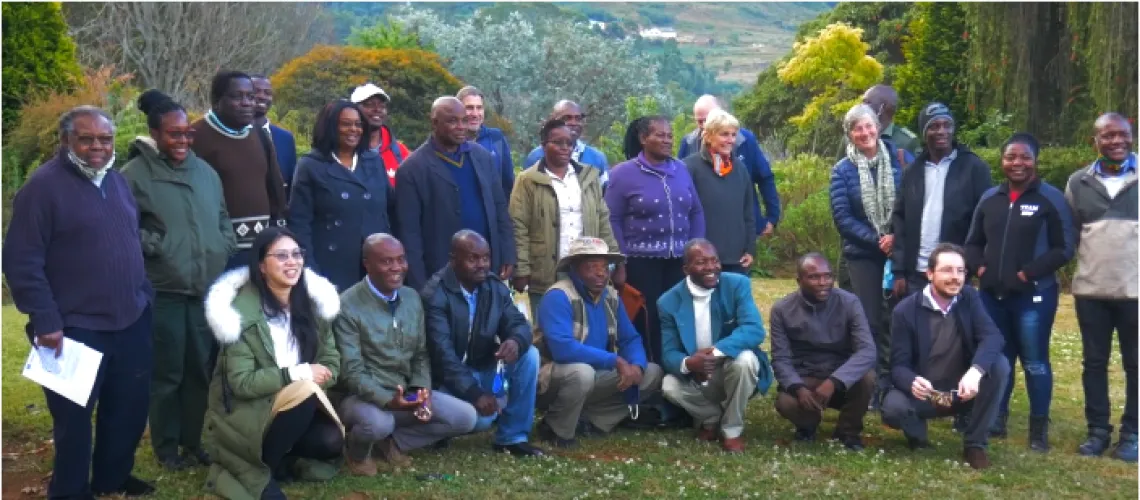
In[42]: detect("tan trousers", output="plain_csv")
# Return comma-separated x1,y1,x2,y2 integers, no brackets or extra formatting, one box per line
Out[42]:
662,350,760,439
537,362,664,439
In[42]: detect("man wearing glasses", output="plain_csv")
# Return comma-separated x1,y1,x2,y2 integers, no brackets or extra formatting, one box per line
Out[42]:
881,243,1009,470
524,100,610,183
4,106,158,497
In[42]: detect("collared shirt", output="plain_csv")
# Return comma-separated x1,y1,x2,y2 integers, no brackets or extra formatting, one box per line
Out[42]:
262,119,271,134
333,153,359,172
1094,153,1136,177
1095,153,1137,198
917,149,958,273
546,165,584,261
367,276,399,303
921,284,959,316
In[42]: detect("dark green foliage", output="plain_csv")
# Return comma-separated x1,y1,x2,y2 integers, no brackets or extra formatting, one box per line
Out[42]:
1,2,82,131
893,2,969,133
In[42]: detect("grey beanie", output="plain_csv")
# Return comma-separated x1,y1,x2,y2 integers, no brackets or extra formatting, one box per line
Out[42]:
917,102,954,136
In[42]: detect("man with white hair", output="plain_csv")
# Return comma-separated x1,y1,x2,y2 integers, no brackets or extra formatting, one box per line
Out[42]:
679,95,781,243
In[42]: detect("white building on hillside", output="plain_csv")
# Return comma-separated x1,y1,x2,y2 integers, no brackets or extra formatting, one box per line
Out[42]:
639,27,677,40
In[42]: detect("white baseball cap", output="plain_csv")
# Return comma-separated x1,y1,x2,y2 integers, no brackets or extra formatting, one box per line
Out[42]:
350,83,390,104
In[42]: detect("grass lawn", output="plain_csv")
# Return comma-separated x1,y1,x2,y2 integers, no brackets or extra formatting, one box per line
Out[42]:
2,279,1135,499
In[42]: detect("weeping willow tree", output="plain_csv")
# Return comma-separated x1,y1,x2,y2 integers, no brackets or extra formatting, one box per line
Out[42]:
962,2,1137,144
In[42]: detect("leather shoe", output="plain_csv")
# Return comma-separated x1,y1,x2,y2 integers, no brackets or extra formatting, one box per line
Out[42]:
537,420,578,449
92,476,156,497
963,447,991,470
493,442,546,457
696,426,719,442
722,436,745,454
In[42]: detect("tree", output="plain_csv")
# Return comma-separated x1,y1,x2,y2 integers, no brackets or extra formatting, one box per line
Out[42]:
63,3,335,109
1,2,82,130
777,22,883,154
893,3,969,132
347,20,431,51
391,8,670,153
271,46,463,144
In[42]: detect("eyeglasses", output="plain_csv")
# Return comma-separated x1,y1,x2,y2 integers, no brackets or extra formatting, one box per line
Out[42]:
73,135,115,147
267,249,305,263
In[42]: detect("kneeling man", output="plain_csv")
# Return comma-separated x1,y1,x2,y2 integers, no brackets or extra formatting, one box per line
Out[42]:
770,253,876,450
881,243,1009,470
535,237,663,447
423,231,544,457
333,235,477,476
659,239,772,453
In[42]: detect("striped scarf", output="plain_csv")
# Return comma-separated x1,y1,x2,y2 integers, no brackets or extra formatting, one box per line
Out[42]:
846,140,895,235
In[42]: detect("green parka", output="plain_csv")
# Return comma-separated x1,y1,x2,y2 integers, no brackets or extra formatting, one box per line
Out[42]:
202,267,343,500
509,160,618,294
120,136,236,296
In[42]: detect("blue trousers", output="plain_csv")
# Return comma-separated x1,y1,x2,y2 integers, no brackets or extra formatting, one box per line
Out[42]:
449,347,540,445
45,307,153,499
980,285,1058,418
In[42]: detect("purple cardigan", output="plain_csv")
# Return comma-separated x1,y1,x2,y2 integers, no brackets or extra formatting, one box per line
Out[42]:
605,153,705,258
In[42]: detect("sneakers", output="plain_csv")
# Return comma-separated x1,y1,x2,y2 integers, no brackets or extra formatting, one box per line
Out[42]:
1078,428,1112,456
1112,433,1138,463
92,476,156,497
375,437,413,468
963,447,991,470
1028,416,1050,453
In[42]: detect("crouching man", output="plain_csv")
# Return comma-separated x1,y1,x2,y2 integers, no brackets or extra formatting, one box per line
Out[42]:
534,237,664,447
658,239,773,453
881,243,1009,470
770,253,877,451
333,235,477,476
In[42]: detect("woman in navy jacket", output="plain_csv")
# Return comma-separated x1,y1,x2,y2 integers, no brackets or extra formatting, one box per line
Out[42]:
829,103,912,394
289,100,395,292
964,132,1075,451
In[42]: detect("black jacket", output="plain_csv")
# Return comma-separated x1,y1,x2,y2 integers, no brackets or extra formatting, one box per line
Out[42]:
889,285,1005,393
288,150,395,292
422,264,532,403
964,178,1076,297
395,141,516,290
890,143,993,279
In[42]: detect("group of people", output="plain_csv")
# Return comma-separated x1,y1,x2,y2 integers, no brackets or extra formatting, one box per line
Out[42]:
2,65,1135,499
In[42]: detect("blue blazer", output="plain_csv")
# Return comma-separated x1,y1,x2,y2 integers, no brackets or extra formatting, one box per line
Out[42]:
269,125,298,195
287,150,394,292
657,272,773,395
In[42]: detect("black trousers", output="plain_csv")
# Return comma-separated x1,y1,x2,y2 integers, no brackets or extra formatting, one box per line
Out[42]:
262,395,344,480
625,257,685,364
1076,298,1138,435
847,257,890,374
45,307,153,499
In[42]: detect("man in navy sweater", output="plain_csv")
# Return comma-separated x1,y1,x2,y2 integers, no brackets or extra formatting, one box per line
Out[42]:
3,107,156,498
458,85,515,198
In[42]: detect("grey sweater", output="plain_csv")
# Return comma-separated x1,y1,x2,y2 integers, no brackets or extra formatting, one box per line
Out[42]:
683,151,757,263
769,288,876,391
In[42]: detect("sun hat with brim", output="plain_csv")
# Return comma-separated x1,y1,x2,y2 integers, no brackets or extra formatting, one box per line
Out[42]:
350,83,390,104
555,237,626,273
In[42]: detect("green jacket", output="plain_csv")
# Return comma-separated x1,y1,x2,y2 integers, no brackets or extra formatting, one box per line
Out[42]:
332,278,431,408
202,267,343,500
509,160,618,294
120,136,236,296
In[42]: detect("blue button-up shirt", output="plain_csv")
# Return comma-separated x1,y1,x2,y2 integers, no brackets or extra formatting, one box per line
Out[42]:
1095,153,1137,177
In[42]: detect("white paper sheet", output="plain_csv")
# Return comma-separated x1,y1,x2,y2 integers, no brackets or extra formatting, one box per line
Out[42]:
22,339,103,407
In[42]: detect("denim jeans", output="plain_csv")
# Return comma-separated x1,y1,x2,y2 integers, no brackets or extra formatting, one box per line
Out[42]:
980,285,1058,418
448,347,540,445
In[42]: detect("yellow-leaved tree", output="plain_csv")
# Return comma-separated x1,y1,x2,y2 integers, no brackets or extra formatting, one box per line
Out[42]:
777,22,883,155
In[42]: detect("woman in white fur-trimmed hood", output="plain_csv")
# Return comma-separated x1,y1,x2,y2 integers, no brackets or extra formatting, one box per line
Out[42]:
202,226,344,500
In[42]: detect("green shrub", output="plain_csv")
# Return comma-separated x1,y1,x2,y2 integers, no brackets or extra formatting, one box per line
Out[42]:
1,2,82,131
757,153,838,276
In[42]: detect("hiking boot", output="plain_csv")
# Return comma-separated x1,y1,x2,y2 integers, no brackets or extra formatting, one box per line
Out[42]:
989,412,1008,438
1078,428,1112,457
1111,433,1138,463
963,447,991,470
536,420,577,449
722,436,745,454
344,441,377,477
696,426,719,442
1028,416,1050,453
375,437,412,468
